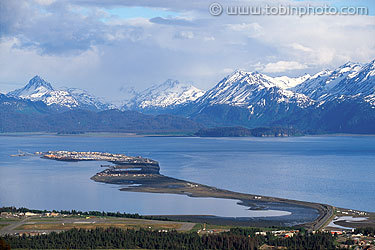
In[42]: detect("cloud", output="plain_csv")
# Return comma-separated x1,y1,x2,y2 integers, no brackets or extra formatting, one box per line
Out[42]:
262,61,308,73
174,31,194,39
290,43,313,52
0,37,101,92
0,0,110,55
226,23,263,37
0,0,374,100
34,0,55,5
149,17,196,26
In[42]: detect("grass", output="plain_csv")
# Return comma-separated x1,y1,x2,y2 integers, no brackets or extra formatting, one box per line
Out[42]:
0,218,20,222
0,224,10,229
29,215,83,221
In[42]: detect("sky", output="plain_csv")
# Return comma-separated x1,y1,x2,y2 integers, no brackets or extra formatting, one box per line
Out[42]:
0,0,374,103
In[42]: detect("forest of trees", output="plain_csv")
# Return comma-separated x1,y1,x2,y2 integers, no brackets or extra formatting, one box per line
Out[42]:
1,227,338,250
354,227,375,236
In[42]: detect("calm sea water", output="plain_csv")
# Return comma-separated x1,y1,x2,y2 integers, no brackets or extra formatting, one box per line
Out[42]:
0,134,374,216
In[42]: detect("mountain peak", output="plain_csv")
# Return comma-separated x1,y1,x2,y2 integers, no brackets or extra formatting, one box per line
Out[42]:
229,69,261,77
222,69,306,90
31,75,43,81
7,76,108,111
155,79,185,90
364,59,375,69
336,61,361,73
163,79,179,86
124,79,205,110
26,75,54,91
8,75,54,98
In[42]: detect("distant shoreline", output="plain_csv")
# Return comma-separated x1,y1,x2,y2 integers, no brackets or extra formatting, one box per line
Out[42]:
1,131,375,137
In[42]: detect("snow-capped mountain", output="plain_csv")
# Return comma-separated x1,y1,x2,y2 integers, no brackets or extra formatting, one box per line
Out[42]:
194,70,313,109
65,87,111,110
326,60,375,99
176,70,316,127
122,60,374,131
8,75,54,100
122,60,374,119
292,62,363,99
292,61,375,108
191,60,374,111
124,79,204,111
154,60,373,131
8,76,109,111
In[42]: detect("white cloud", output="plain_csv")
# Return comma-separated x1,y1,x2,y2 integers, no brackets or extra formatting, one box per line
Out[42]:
223,68,234,74
34,0,55,5
175,31,194,39
290,43,313,52
203,36,215,41
226,22,263,37
262,61,308,73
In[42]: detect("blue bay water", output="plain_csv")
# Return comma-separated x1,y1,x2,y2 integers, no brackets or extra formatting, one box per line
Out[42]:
0,134,374,214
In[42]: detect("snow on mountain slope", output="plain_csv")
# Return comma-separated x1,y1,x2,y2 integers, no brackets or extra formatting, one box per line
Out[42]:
8,75,54,100
125,79,205,110
66,88,110,110
43,90,79,108
328,60,375,98
292,62,364,100
8,76,108,110
195,70,313,109
267,74,311,89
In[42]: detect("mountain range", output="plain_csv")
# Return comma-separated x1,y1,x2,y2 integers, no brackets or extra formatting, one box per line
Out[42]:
7,76,110,111
124,79,204,113
1,59,374,134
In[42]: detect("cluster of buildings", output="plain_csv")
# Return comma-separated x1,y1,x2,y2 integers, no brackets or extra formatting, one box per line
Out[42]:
95,170,155,177
1,211,59,218
42,150,158,165
255,230,300,238
334,231,375,249
336,209,368,216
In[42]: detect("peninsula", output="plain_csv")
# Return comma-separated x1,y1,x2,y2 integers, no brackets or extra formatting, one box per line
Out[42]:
39,151,373,231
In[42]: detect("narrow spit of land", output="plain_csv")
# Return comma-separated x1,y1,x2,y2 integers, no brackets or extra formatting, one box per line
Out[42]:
35,150,337,231
92,172,332,230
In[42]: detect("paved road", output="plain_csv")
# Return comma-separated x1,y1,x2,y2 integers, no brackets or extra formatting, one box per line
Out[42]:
310,204,335,231
0,217,30,236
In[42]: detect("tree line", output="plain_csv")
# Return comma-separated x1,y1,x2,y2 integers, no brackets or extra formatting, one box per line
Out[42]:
354,227,375,236
1,227,339,250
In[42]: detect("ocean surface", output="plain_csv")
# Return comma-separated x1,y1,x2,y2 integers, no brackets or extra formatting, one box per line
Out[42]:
0,134,374,219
